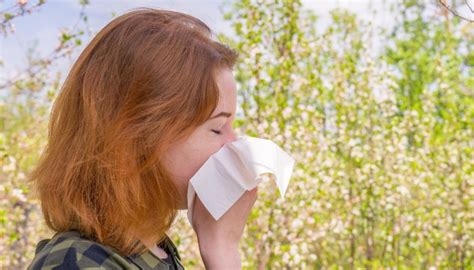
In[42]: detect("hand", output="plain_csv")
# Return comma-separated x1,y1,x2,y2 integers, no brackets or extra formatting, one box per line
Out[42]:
191,186,258,269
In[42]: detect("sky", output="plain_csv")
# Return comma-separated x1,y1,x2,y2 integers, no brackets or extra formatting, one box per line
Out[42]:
1,0,397,81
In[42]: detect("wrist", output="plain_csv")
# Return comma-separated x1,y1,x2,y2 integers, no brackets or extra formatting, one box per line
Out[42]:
199,241,242,269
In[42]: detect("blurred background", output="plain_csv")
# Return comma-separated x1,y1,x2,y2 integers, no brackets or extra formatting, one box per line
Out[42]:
1,0,473,269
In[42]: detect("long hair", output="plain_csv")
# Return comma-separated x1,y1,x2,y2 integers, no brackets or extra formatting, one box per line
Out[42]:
28,7,238,256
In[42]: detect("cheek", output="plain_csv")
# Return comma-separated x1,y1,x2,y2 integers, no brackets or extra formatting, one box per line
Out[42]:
171,142,222,182
185,146,221,179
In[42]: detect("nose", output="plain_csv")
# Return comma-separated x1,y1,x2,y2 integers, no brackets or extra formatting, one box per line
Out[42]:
228,128,238,142
222,127,238,148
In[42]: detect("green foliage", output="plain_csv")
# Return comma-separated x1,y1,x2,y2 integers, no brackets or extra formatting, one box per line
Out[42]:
200,0,472,269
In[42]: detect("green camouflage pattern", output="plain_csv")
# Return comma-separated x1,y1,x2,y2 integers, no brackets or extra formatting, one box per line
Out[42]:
27,230,185,270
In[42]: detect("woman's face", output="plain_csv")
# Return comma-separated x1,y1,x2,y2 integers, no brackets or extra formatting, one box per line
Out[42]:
162,67,238,209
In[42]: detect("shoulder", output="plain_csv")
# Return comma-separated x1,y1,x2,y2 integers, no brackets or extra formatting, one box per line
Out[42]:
28,231,136,270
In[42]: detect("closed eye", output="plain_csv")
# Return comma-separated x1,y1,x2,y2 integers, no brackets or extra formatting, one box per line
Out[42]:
211,129,222,135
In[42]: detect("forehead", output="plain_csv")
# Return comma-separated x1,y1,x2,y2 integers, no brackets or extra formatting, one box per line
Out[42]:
214,68,236,112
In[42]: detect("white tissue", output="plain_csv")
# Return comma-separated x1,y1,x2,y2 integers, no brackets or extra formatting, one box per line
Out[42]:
186,135,295,227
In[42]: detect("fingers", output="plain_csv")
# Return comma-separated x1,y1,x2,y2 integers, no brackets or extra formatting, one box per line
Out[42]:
249,186,258,197
243,186,258,205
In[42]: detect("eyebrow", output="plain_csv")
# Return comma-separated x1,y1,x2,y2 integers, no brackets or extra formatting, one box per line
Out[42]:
209,112,232,120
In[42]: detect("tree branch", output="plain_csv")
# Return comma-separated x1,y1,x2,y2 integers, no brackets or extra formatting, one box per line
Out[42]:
438,0,474,22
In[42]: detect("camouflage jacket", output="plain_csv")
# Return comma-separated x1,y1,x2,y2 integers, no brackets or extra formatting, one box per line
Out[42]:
27,230,185,270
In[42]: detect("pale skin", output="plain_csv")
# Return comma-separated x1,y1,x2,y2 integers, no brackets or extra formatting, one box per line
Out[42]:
142,67,258,268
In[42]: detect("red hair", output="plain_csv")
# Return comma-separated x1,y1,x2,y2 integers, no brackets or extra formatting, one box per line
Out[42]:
28,7,238,256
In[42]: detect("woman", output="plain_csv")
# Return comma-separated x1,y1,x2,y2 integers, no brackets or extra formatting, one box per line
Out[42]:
28,7,258,270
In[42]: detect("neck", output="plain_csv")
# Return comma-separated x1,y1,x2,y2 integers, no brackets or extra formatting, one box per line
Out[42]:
142,238,168,259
